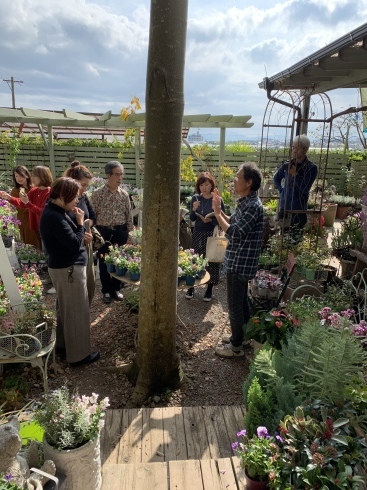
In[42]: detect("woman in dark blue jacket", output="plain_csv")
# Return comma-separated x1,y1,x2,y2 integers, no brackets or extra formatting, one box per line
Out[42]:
40,177,99,367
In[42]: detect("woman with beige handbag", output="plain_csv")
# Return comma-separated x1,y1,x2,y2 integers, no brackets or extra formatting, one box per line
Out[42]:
187,172,225,301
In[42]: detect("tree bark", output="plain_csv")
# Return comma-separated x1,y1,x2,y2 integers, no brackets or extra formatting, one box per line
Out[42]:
130,0,188,405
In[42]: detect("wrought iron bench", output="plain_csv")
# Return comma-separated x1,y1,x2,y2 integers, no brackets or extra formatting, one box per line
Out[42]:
0,322,56,393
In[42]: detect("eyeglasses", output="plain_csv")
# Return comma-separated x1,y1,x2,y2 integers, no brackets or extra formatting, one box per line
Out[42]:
111,172,124,177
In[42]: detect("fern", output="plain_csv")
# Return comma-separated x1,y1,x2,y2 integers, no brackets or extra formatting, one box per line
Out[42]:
292,319,328,387
300,329,366,402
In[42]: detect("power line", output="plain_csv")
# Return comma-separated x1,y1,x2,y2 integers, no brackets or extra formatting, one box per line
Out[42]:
3,76,24,108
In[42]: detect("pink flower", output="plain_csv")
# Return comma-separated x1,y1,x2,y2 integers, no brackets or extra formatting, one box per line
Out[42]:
271,310,282,317
275,321,283,328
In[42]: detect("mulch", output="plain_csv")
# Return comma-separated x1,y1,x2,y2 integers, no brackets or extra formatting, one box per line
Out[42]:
22,273,253,408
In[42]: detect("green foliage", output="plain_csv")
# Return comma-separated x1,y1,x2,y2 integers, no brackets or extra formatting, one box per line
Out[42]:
244,376,275,437
245,309,296,350
335,165,367,199
279,405,367,489
180,155,196,183
233,426,283,487
293,319,366,403
321,283,354,313
0,476,24,490
243,347,301,434
34,387,109,450
225,143,255,152
7,131,21,169
124,290,140,313
284,296,323,322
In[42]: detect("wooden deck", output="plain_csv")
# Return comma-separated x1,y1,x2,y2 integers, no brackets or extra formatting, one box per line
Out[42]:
101,406,248,489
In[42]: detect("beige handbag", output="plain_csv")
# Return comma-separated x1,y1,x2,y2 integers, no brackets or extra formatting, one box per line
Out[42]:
206,226,228,263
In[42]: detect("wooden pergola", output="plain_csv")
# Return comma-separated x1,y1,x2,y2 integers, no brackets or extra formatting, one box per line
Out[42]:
0,108,253,175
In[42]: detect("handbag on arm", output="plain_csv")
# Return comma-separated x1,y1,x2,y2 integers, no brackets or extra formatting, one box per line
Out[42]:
205,226,228,263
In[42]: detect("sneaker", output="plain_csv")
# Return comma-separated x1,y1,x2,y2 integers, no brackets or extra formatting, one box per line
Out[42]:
102,293,112,304
222,334,251,347
215,342,245,358
185,288,194,299
112,291,124,301
47,287,56,294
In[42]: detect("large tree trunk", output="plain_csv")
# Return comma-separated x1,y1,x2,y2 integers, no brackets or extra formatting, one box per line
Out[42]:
130,0,188,405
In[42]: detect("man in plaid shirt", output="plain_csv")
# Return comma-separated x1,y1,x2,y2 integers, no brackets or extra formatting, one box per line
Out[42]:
212,162,263,358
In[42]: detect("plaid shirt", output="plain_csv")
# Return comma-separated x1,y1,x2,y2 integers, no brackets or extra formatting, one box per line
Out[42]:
223,192,263,279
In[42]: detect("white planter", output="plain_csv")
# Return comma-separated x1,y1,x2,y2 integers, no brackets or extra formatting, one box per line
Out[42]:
43,435,102,490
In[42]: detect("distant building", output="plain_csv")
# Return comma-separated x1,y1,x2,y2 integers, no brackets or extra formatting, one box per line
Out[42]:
187,130,204,143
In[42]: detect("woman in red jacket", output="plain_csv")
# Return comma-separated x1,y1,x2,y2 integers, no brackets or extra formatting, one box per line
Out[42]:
0,166,53,249
9,165,40,248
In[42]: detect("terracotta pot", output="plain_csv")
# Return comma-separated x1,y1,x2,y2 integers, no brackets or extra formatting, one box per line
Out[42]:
245,471,269,489
336,205,350,220
322,203,337,227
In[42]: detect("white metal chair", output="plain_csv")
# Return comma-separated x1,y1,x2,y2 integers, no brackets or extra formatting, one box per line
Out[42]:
0,322,56,393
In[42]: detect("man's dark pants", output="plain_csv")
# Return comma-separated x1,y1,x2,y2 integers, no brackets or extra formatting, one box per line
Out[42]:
226,272,251,348
96,225,128,295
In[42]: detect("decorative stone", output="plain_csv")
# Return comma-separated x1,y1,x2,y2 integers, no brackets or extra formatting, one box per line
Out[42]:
0,415,56,489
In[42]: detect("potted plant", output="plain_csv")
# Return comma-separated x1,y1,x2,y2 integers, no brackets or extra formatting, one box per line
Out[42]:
34,387,109,490
279,405,367,489
126,256,141,281
114,256,129,276
245,308,297,350
128,228,142,245
0,302,56,352
0,198,21,247
328,194,359,219
232,426,283,489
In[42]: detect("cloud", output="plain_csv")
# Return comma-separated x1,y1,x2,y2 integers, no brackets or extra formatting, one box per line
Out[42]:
0,0,365,141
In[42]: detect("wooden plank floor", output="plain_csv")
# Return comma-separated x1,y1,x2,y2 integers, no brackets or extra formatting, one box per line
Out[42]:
101,406,247,489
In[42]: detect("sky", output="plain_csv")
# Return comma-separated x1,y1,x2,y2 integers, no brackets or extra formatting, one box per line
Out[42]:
0,0,366,142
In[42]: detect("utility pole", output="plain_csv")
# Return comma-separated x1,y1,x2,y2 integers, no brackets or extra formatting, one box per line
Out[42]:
3,76,23,108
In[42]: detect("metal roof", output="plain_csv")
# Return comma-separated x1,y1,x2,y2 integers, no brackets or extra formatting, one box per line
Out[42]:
258,22,367,94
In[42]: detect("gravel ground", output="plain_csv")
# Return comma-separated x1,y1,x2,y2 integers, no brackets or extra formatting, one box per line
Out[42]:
23,272,252,409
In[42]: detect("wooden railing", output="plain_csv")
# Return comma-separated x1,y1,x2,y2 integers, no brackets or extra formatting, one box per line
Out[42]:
0,143,365,192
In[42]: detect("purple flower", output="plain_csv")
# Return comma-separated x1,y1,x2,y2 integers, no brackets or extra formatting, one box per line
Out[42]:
231,441,239,450
257,426,269,438
237,429,247,437
275,434,284,443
